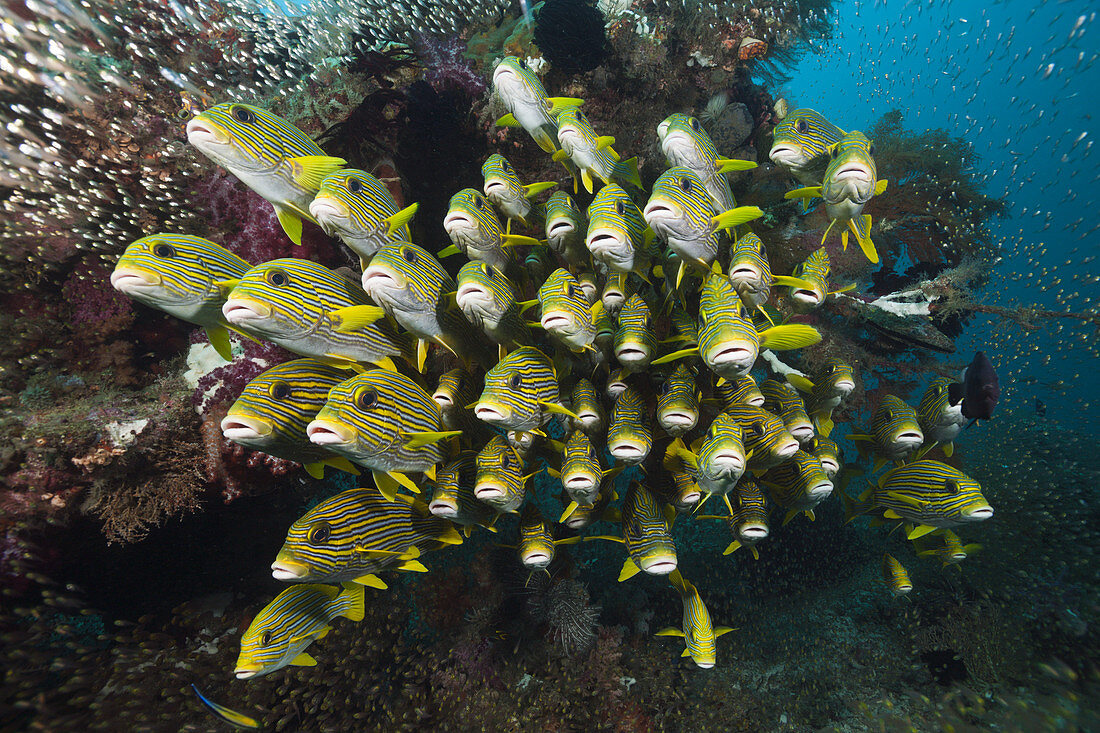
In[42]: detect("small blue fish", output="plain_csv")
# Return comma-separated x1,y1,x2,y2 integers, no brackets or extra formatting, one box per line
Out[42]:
191,684,261,729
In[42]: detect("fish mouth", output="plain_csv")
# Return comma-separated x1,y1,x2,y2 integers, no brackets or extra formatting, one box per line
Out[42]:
640,556,677,575
474,482,505,499
564,516,589,529
222,298,272,323
186,116,231,149
808,480,833,500
708,452,745,473
834,164,872,183
521,551,552,568
609,439,648,463
819,458,840,477
768,145,805,166
474,403,509,424
109,267,161,292
270,558,308,581
606,382,627,399
541,311,574,332
575,410,601,427
642,200,682,223
233,666,260,680
308,196,349,226
834,379,856,394
361,266,403,295
428,499,458,518
455,282,490,306
894,431,924,447
790,424,815,443
728,265,760,282
306,419,354,446
220,414,273,441
709,345,754,367
791,288,823,305
484,179,509,199
656,120,671,140
586,230,625,255
443,210,475,235
739,523,769,540
615,345,649,364
564,474,597,491
547,219,575,237
432,391,454,409
660,411,697,429
677,488,701,506
695,660,716,670
776,438,800,459
962,505,994,521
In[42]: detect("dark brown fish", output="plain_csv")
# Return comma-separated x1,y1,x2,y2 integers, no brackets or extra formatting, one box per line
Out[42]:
958,351,999,423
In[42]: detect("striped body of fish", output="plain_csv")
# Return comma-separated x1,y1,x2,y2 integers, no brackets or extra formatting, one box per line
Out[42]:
544,191,589,266
554,108,641,194
656,364,700,437
492,56,583,162
475,435,529,513
762,449,834,524
614,295,656,373
917,376,967,457
585,183,654,275
729,477,770,557
442,188,539,270
768,108,845,213
222,359,361,479
716,374,765,409
221,258,410,370
882,554,912,596
427,452,499,536
658,113,757,214
915,529,980,567
787,358,856,436
234,582,364,678
307,370,454,476
482,153,555,230
608,386,652,466
809,436,842,479
869,460,993,534
644,167,763,277
558,430,605,507
605,368,629,399
111,234,251,360
538,268,600,353
850,394,924,465
517,503,558,570
778,246,830,309
431,368,483,434
726,232,773,314
723,403,799,471
272,489,458,585
613,482,677,580
456,260,531,350
666,304,699,347
656,569,733,668
570,378,606,434
187,102,345,245
309,169,417,263
691,412,749,500
476,346,565,432
760,378,815,445
560,480,616,530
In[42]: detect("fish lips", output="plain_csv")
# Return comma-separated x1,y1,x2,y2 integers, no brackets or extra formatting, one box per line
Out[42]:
961,504,994,521
223,298,273,324
738,522,769,541
109,267,161,293
615,343,651,366
308,195,351,230
789,287,824,307
639,554,677,575
659,410,698,432
586,229,630,260
270,557,309,581
360,266,405,298
562,472,598,493
233,666,262,680
728,264,762,287
521,550,553,568
818,457,840,478
474,401,512,425
609,438,649,464
474,481,508,500
306,419,354,447
220,413,274,442
776,437,800,459
443,210,477,237
546,217,576,239
807,480,833,500
768,144,807,167
642,198,684,228
705,343,756,374
540,309,575,333
428,499,459,518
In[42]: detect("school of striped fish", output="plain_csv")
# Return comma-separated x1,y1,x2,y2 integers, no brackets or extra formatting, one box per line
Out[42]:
109,55,1001,677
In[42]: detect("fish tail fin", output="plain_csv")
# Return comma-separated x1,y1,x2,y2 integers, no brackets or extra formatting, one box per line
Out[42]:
338,582,366,622
613,157,642,189
667,568,687,593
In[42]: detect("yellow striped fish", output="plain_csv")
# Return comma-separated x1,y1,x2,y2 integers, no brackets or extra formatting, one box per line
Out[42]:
643,167,762,279
234,582,364,678
536,268,601,353
588,482,677,581
786,358,856,436
492,56,583,159
915,529,980,568
552,429,622,517
441,188,541,270
585,183,654,277
916,376,967,458
111,234,252,360
475,346,574,432
427,451,499,537
657,113,757,214
723,402,799,471
614,294,656,373
601,270,633,314
431,368,483,434
882,554,913,596
482,153,556,232
271,490,458,586
222,359,361,480
768,108,845,214
455,260,532,352
785,130,888,263
606,368,629,399
220,258,410,370
809,435,842,479
726,232,774,317
665,304,698,348
608,386,652,466
762,449,834,525
773,246,855,310
652,273,821,379
760,378,815,445
554,108,641,194
664,412,747,513
848,394,924,469
656,569,733,668
309,169,418,265
516,503,580,571
475,435,532,513
307,370,459,495
665,458,702,513
656,364,700,437
715,374,765,409
191,685,260,729
569,378,606,434
187,102,346,245
544,191,589,267
722,477,770,559
575,271,600,304
560,480,618,530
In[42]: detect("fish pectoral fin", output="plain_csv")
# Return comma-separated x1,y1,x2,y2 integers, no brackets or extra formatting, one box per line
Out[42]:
785,373,815,393
502,234,542,248
523,181,557,198
352,572,388,589
784,186,822,199
714,626,736,637
943,441,954,458
758,324,822,351
437,244,461,258
398,560,428,573
770,275,818,290
651,347,699,365
655,627,685,637
710,206,764,232
303,462,325,480
551,149,571,163
797,196,817,215
547,96,585,114
874,179,889,195
554,536,583,546
715,157,758,173
401,430,462,449
290,653,318,667
328,304,386,332
883,509,903,519
907,524,938,541
495,112,521,127
617,558,642,582
829,282,858,296
581,169,595,194
384,203,419,235
204,325,234,361
681,648,692,658
723,540,742,555
274,206,304,245
323,456,360,476
370,356,398,372
559,501,579,523
416,339,429,372
583,534,624,543
595,135,616,151
371,470,402,502
538,400,580,420
287,155,347,190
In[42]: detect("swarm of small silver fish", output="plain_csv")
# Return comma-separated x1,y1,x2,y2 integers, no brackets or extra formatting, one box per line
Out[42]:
109,56,998,676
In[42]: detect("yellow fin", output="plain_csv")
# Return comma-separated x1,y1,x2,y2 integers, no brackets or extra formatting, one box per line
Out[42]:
275,206,304,245
651,347,699,365
853,215,878,263
371,356,397,372
417,339,429,372
339,583,365,622
581,168,594,194
595,135,616,150
907,524,938,541
388,471,421,494
214,278,242,297
402,430,462,449
883,509,903,519
385,203,419,235
303,462,325,480
523,182,557,198
323,456,360,476
559,501,579,523
758,324,822,351
436,523,463,545
943,442,954,458
771,275,819,290
372,470,400,502
655,627,685,637
495,112,520,127
329,304,386,332
715,157,758,173
786,373,815,393
204,325,234,360
290,652,318,667
874,179,889,195
398,560,428,573
437,244,461,258
723,540,742,556
710,206,764,232
353,572,387,588
423,464,437,482
502,234,542,248
287,155,347,190
618,558,641,582
714,626,735,637
548,97,585,114
817,414,834,437
784,186,822,200
551,149,571,163
681,648,692,658
539,400,580,420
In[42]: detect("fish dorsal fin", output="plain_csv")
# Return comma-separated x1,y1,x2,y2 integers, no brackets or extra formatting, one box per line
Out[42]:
329,305,386,332
287,155,347,190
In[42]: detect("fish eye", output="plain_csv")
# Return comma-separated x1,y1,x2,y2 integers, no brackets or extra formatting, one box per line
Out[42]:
868,144,876,157
830,146,839,160
260,630,272,646
476,196,488,210
152,242,176,258
308,522,331,543
358,389,378,409
265,269,290,287
402,247,418,264
501,450,512,469
509,373,522,389
517,57,527,69
576,111,586,124
656,380,668,395
750,421,764,436
501,159,512,173
269,381,290,400
614,200,625,215
796,119,807,133
233,106,255,123
566,283,577,299
678,177,693,193
347,177,364,193
589,444,598,459
690,117,701,131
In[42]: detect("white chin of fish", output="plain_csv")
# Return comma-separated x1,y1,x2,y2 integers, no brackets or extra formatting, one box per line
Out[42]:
234,669,258,680
642,558,677,575
222,300,270,324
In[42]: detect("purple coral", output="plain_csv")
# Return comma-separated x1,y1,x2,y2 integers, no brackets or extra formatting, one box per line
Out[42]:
63,264,133,326
190,331,295,414
411,33,488,98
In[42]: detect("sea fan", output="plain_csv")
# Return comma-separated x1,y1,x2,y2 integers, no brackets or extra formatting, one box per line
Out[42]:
544,579,601,655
